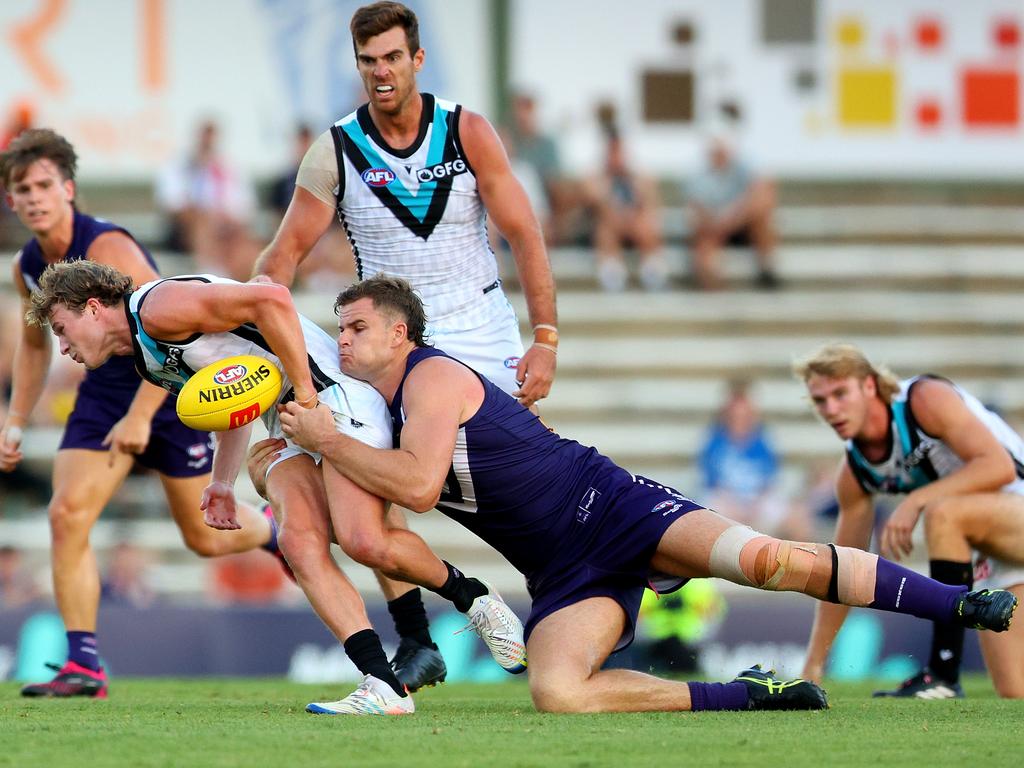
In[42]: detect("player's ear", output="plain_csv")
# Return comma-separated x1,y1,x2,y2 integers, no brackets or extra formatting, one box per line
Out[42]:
64,178,76,203
392,319,408,346
413,47,424,72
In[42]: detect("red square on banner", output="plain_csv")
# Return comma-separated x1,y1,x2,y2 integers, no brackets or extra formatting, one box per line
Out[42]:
962,68,1019,126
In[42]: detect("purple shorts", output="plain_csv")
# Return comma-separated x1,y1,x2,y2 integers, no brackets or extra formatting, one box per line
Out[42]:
60,384,214,478
523,476,703,652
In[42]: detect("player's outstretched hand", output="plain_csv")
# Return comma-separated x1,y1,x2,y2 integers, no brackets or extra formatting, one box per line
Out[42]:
247,437,286,499
513,344,557,408
278,400,333,453
102,412,152,466
201,480,241,530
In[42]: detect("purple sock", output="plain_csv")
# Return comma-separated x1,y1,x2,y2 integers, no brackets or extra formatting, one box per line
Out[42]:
259,504,280,553
687,681,750,711
67,631,100,671
870,557,965,621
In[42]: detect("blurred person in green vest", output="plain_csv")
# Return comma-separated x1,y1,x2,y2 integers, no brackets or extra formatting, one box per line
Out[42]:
638,580,726,674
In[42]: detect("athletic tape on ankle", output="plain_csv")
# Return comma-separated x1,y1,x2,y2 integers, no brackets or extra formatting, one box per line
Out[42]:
832,545,878,606
709,525,760,586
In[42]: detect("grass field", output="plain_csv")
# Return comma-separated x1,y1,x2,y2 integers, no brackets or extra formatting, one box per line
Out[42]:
4,675,1021,768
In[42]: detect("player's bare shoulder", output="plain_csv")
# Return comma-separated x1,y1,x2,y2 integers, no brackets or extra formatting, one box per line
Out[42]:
87,229,158,282
906,377,964,433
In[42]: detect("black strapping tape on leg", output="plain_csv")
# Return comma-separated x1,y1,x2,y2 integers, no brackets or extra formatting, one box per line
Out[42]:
827,543,840,603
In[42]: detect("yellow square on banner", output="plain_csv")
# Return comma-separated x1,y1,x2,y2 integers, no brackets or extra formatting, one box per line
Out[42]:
838,67,897,127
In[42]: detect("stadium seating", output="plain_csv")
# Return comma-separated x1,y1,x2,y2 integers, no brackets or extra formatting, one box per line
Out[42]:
3,185,1024,599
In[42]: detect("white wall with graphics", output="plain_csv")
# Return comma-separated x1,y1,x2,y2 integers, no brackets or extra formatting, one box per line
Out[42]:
0,0,490,180
2,0,1022,180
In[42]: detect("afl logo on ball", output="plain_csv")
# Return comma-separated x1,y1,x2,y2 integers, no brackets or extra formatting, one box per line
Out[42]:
503,356,520,369
361,168,395,187
214,364,247,385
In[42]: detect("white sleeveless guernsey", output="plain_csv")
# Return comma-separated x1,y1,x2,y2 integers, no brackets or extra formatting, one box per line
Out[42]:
327,94,510,333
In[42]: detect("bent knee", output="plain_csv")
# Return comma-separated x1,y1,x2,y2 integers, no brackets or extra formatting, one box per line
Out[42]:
530,679,589,713
337,530,390,570
922,497,962,533
994,681,1024,699
180,529,227,558
278,527,330,575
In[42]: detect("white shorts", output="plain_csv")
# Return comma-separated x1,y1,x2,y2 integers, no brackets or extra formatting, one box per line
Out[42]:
427,299,524,396
974,554,1024,591
263,377,392,477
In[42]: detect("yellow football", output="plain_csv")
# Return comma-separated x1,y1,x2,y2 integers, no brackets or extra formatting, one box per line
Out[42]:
176,355,283,432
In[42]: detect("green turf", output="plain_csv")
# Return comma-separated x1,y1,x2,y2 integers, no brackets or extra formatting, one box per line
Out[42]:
3,676,1021,768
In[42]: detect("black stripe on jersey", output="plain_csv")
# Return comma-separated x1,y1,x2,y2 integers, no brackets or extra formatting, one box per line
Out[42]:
122,295,200,388
357,94,434,158
129,276,213,348
228,323,341,393
339,95,460,241
845,450,877,493
330,126,362,279
339,130,457,241
450,104,474,176
1011,452,1024,480
901,385,940,482
330,124,347,205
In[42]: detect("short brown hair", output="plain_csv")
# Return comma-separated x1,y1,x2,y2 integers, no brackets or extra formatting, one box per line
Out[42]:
27,261,134,327
793,343,901,403
350,1,420,55
335,275,429,347
0,128,78,187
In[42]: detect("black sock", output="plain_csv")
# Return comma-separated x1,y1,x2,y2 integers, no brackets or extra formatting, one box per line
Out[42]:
429,561,488,613
387,588,436,649
343,629,406,697
928,559,973,683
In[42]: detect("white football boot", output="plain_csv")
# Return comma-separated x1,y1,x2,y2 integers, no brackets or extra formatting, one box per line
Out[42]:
305,674,415,715
457,582,528,674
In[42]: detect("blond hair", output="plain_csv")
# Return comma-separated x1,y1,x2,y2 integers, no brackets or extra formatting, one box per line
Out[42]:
793,343,901,403
27,261,133,327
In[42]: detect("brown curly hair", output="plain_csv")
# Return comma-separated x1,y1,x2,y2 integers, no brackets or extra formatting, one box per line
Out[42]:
26,261,134,327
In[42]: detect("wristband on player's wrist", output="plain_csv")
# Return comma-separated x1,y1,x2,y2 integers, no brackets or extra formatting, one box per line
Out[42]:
532,323,559,348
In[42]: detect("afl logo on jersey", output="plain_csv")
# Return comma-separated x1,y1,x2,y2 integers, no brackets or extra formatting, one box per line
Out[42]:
213,364,247,385
361,168,396,187
503,356,520,369
651,500,683,516
416,159,467,183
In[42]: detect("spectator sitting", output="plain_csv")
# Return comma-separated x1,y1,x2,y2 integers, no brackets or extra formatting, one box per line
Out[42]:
505,92,580,245
697,381,792,536
268,122,314,217
209,548,289,605
0,545,41,608
155,119,259,280
267,122,355,291
685,128,778,291
583,107,667,292
100,542,156,608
